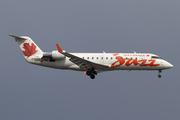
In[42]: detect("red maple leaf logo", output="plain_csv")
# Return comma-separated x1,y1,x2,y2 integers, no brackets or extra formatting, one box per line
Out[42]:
22,42,38,58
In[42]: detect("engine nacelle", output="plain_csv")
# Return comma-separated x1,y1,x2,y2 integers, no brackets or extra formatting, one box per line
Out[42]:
52,51,65,60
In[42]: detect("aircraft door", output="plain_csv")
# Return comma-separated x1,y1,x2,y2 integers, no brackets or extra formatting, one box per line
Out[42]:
160,60,163,67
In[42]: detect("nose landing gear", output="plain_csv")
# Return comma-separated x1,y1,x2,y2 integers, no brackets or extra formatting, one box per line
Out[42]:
158,70,162,78
158,74,161,78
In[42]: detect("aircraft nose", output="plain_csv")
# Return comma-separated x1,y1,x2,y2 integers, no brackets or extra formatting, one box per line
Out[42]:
164,61,173,69
169,63,173,68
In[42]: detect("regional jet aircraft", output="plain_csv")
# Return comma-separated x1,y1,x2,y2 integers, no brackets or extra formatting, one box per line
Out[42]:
9,35,173,79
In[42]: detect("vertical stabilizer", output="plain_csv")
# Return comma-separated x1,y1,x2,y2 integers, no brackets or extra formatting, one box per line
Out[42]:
9,35,43,60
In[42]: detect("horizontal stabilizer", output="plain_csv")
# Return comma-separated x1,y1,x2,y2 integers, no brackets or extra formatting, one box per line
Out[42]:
8,34,26,40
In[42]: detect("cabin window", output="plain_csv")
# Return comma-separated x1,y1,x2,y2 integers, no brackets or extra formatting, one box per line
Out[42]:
97,57,98,59
87,57,89,59
92,57,94,59
106,57,108,59
101,57,103,59
82,57,84,59
111,57,113,60
121,57,123,59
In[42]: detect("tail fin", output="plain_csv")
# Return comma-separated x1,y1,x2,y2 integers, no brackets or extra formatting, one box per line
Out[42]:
9,35,43,59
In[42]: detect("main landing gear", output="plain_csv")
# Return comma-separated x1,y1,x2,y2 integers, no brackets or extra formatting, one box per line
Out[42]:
86,69,97,79
158,70,162,78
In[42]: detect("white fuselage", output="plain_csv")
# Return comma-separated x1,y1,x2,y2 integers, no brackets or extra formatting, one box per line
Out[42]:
10,35,173,79
28,52,173,72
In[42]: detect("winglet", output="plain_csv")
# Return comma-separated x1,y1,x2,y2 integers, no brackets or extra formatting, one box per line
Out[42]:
56,44,63,52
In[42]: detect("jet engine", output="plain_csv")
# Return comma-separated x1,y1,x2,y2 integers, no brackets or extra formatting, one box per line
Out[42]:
51,51,65,60
42,51,65,61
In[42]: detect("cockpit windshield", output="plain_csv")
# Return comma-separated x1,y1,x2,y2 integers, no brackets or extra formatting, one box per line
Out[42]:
151,56,162,59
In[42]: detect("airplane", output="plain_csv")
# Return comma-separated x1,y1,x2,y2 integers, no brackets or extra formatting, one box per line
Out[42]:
9,34,173,79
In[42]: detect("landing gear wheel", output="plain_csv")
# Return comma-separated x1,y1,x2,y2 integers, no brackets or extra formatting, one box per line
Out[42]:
158,74,161,78
90,74,95,79
86,71,91,76
158,70,162,78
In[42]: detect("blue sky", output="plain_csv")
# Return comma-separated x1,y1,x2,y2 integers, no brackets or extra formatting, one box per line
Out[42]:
1,0,179,120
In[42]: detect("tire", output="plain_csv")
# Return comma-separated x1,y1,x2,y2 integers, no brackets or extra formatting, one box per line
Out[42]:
86,71,91,76
158,74,161,78
90,74,95,79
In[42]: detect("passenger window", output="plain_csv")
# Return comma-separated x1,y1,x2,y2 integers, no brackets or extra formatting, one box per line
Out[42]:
97,57,98,59
106,57,108,59
101,57,103,59
82,57,84,59
92,57,94,59
111,57,113,59
87,57,89,59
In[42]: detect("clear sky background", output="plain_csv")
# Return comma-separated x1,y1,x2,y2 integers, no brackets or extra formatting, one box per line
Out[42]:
0,0,179,120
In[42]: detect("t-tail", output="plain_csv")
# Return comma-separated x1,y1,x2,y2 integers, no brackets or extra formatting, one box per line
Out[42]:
9,34,43,64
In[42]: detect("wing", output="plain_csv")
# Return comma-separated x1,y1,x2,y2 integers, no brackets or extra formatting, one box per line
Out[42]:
56,44,109,71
